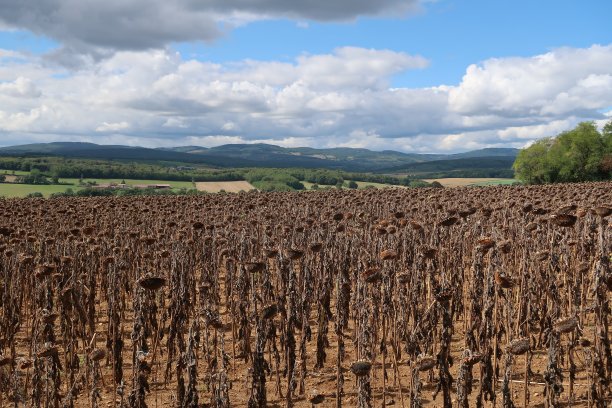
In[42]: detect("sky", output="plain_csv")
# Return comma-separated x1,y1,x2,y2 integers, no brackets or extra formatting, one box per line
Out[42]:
0,0,611,153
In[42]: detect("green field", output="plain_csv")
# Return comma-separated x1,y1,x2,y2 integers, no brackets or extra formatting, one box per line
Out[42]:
470,179,518,186
0,176,196,198
1,170,30,176
351,180,404,189
301,180,401,190
60,178,194,189
0,184,83,198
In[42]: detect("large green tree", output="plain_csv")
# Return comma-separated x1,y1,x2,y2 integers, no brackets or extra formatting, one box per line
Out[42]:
513,120,612,184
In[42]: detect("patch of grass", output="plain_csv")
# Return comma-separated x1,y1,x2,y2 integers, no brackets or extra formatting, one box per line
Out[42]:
301,180,402,190
0,169,30,176
469,179,519,186
60,178,194,189
350,181,404,189
423,178,517,187
302,180,405,190
0,176,195,198
0,184,84,198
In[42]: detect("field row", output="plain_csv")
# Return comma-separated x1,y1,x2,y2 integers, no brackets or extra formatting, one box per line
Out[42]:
0,182,609,407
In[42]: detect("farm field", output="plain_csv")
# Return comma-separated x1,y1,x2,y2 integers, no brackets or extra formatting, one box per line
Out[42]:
1,170,31,176
301,180,403,190
195,180,256,193
423,178,517,187
60,178,194,189
0,183,82,198
0,182,610,407
0,177,195,198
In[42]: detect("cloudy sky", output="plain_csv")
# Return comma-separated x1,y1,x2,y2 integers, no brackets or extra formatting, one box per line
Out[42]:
0,0,610,152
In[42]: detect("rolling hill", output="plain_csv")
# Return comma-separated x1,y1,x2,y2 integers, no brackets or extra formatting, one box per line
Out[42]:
0,142,519,174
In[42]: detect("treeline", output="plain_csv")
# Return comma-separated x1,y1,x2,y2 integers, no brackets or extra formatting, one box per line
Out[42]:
415,169,515,179
42,187,207,199
0,157,244,182
244,168,439,191
513,121,612,184
0,156,439,191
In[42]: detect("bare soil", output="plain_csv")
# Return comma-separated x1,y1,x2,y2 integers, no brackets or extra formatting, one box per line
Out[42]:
195,181,256,193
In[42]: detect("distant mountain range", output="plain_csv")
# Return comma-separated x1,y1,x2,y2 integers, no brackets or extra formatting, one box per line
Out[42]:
0,142,519,174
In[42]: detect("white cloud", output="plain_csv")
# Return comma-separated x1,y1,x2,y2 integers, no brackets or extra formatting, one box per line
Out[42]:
449,45,612,118
0,0,422,60
0,44,610,152
95,121,130,132
0,77,41,98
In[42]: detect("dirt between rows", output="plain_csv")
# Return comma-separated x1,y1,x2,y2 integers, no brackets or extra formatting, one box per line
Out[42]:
5,275,601,408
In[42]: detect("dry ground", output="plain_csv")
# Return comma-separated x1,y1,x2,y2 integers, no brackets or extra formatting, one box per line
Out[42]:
195,181,256,193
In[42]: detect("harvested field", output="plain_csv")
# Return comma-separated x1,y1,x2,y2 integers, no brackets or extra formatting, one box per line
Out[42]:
195,180,256,193
424,178,516,187
0,182,610,407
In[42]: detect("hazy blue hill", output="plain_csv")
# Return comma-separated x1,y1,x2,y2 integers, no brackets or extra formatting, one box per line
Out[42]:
384,156,517,178
0,142,103,153
163,143,448,170
157,146,209,154
1,142,518,175
449,148,519,159
0,142,226,167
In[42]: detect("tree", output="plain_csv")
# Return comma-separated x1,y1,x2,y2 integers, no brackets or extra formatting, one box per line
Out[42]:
0,174,5,183
513,139,554,184
286,180,305,190
513,120,612,184
17,169,50,185
347,180,358,189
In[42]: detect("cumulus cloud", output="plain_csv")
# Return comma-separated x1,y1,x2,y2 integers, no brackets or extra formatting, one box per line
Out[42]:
0,77,42,98
95,121,130,132
0,0,420,57
0,44,610,152
448,45,612,118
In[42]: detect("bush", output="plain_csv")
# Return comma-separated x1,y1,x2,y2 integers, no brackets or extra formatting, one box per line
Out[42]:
286,180,305,190
408,180,431,188
513,120,612,184
50,189,75,198
76,188,114,197
17,169,50,185
347,180,358,189
26,192,44,198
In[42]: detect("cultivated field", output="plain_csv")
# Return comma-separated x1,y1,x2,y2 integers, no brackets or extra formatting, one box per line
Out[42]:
301,181,404,190
195,180,256,193
424,178,516,187
61,178,194,188
0,183,610,407
0,177,195,198
0,184,81,198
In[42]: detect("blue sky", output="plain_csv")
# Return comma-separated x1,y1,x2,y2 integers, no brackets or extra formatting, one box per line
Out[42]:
174,0,611,87
0,0,610,152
